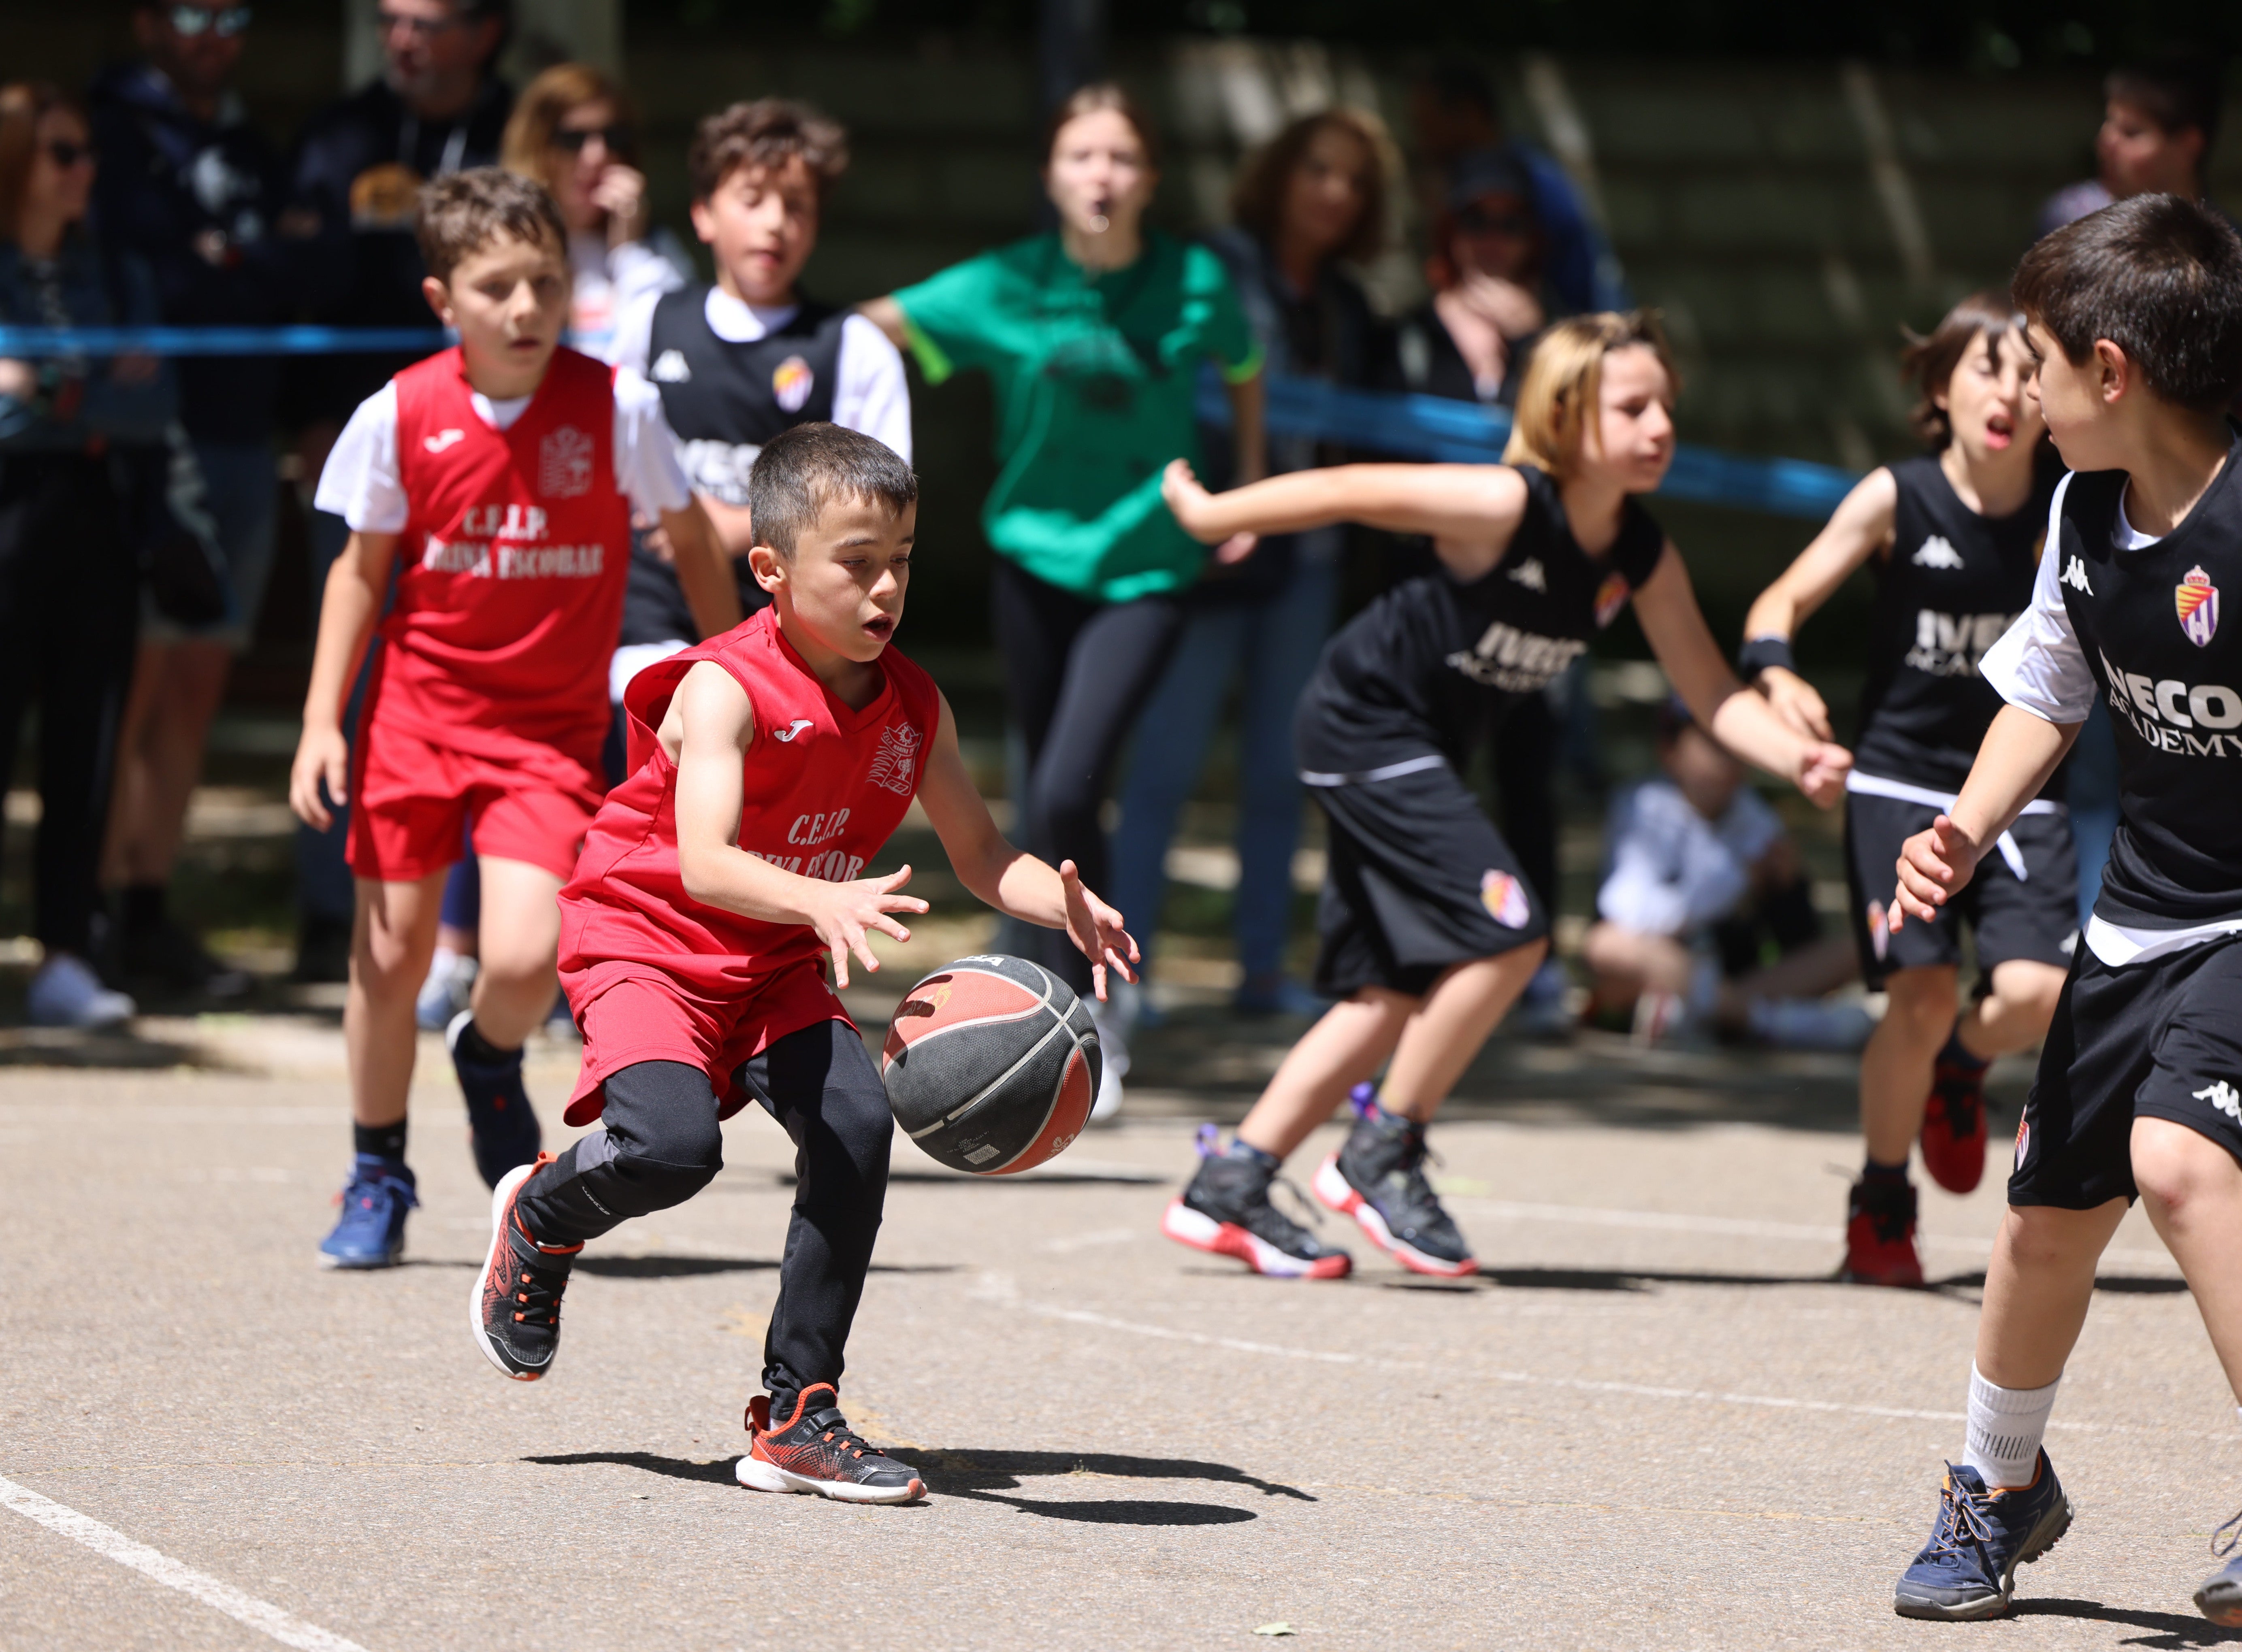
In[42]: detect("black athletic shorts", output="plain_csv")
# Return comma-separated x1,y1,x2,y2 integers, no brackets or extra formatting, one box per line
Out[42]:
1307,757,1548,999
2010,934,2242,1209
1843,792,2078,990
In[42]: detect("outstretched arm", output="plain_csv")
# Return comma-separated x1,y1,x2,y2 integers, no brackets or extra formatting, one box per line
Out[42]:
916,692,1138,998
1892,705,2078,926
1631,541,1852,807
1162,457,1527,573
1739,467,1897,740
288,529,397,830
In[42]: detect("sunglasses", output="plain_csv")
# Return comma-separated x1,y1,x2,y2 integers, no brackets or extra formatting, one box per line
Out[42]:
43,139,94,169
377,8,460,35
165,4,252,36
550,125,633,155
1456,205,1532,238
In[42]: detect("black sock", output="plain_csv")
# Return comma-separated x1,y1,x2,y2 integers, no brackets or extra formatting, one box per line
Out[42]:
121,883,167,937
1862,1154,1910,1186
355,1119,407,1161
454,1017,521,1065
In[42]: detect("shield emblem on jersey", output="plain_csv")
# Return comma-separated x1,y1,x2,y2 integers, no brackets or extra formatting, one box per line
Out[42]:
2177,565,2220,647
1593,571,1630,630
772,355,814,414
1480,870,1531,928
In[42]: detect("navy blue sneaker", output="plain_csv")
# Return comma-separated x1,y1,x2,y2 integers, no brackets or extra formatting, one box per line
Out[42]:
1893,1454,2072,1620
319,1154,418,1269
2195,1511,2242,1626
448,1010,542,1189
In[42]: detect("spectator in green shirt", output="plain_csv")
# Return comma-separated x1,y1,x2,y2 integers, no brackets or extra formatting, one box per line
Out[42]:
863,83,1265,1117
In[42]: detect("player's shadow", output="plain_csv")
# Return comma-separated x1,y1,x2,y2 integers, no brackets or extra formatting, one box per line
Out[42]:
526,1450,738,1486
912,1448,1310,1526
2010,1597,2242,1646
569,1256,961,1280
1451,1266,1852,1293
1933,1271,2190,1296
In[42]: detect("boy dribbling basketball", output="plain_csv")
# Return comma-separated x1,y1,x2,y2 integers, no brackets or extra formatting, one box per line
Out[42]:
292,170,737,1268
470,422,1136,1505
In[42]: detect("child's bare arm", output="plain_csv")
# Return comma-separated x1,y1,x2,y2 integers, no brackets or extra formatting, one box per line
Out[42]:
658,498,745,639
1739,468,1898,740
1631,541,1853,807
1892,705,2078,926
915,692,1139,998
288,530,396,830
669,661,928,987
1162,458,1527,571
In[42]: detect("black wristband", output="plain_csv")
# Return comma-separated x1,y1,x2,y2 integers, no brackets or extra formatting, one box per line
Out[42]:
1737,635,1797,679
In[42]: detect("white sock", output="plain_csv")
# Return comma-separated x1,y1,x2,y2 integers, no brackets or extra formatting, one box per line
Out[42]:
1962,1363,2059,1488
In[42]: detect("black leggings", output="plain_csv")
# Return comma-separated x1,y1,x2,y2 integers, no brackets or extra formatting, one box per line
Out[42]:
516,1020,891,1407
991,559,1183,994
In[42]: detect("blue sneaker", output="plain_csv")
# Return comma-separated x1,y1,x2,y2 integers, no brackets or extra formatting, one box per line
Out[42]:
448,1010,542,1190
1893,1454,2072,1620
2195,1511,2242,1626
319,1155,418,1269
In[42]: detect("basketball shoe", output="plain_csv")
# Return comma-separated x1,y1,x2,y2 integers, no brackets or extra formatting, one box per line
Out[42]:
1842,1178,1924,1287
448,1010,543,1188
319,1154,417,1269
1162,1131,1352,1279
1920,1036,1991,1194
737,1384,925,1504
1313,1087,1476,1277
470,1156,581,1381
2197,1512,2242,1626
1894,1454,2072,1619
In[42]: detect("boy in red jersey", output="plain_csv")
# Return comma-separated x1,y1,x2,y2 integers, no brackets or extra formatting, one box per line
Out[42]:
470,422,1137,1505
290,170,740,1269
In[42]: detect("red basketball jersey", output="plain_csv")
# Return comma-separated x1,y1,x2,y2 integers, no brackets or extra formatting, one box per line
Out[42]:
558,607,942,998
372,346,630,764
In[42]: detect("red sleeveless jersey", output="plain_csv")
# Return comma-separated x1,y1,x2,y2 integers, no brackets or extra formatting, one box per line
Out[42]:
372,345,629,766
558,606,942,1005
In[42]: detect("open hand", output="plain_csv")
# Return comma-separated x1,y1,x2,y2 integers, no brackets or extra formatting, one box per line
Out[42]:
1759,665,1833,742
1058,859,1138,1002
1891,815,1979,930
288,725,350,831
805,864,930,989
592,164,649,247
1794,739,1851,808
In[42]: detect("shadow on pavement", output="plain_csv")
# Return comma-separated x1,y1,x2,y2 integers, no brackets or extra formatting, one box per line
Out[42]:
913,1447,1311,1525
1932,1271,2190,1297
525,1451,737,1486
571,1254,962,1279
2010,1597,2242,1646
0,1026,205,1069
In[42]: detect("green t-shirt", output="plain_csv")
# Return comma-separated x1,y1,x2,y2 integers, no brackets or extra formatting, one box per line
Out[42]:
892,229,1263,603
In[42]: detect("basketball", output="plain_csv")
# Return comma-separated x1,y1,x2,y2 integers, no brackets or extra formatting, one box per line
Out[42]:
880,954,1102,1175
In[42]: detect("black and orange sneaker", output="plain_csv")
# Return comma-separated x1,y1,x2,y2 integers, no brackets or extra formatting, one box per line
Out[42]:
735,1384,925,1504
1842,1178,1924,1288
470,1155,582,1381
1921,1038,1991,1194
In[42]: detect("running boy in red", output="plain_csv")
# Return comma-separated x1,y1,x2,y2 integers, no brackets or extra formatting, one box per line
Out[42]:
471,422,1137,1505
290,170,738,1269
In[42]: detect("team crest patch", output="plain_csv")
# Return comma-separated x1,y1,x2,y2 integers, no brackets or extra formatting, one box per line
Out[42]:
2015,1115,2029,1163
538,425,594,498
1593,571,1630,629
2177,565,2220,647
772,355,815,414
1479,870,1531,928
865,721,923,796
1865,900,1890,962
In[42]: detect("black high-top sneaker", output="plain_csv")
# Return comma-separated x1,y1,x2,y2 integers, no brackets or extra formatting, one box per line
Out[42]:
736,1384,926,1504
1161,1131,1352,1278
448,1010,542,1188
470,1156,582,1381
1313,1092,1477,1277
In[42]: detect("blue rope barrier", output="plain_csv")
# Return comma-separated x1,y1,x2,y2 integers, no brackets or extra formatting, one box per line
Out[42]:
0,325,449,356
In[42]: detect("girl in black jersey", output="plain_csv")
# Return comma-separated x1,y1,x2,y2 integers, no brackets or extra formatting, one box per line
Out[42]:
1155,312,1851,1279
1742,292,2077,1290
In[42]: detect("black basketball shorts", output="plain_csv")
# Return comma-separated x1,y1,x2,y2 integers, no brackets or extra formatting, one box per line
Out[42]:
1306,756,1549,1000
2010,934,2242,1209
1843,792,2078,990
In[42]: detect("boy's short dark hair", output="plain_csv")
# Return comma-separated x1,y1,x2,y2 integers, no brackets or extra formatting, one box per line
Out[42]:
688,98,848,203
415,167,566,283
748,424,916,560
2107,51,2223,145
2012,194,2242,413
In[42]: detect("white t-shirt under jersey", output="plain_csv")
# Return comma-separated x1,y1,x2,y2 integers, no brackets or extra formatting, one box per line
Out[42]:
610,285,913,462
313,365,693,534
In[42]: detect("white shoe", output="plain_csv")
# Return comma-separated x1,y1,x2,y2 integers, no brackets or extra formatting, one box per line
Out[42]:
1087,991,1130,1124
26,954,135,1029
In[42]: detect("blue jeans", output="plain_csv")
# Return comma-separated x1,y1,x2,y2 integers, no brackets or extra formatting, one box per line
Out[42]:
1110,549,1338,979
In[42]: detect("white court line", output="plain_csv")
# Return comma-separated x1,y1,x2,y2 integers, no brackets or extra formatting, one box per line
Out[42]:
0,1474,366,1651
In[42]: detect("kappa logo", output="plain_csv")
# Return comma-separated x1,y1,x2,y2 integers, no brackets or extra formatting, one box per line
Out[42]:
771,718,814,743
2196,1079,2242,1124
422,427,466,454
651,348,691,383
1507,557,1547,592
772,354,815,414
865,720,923,796
2061,555,2093,594
1912,536,1965,570
2178,564,2221,648
1480,869,1532,928
538,425,594,498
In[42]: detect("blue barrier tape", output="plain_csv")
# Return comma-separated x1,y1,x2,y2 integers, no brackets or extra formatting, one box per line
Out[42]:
0,324,1862,519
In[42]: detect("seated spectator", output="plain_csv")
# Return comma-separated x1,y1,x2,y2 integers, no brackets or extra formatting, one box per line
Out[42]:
2037,51,2225,238
1390,148,1553,409
1583,701,1865,1049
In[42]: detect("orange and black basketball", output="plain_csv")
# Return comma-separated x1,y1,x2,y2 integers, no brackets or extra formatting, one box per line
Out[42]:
880,955,1101,1175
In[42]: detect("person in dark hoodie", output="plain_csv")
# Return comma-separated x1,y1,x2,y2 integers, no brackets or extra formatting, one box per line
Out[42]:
90,0,307,999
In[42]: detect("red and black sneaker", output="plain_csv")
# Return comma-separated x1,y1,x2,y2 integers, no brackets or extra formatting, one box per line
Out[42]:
1921,1044,1992,1194
469,1154,582,1382
1842,1178,1925,1288
736,1385,925,1504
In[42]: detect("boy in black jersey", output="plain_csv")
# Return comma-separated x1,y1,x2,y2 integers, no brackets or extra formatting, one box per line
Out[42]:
1155,313,1850,1279
1741,291,2078,1288
1888,196,2242,1626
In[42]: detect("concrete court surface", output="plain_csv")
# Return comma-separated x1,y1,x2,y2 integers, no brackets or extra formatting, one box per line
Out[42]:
2,1028,2240,1652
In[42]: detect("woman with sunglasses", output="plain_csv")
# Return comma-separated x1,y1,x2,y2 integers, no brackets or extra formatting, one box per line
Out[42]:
0,85,178,1029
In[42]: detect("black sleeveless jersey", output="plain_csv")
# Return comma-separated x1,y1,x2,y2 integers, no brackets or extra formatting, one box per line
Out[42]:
1854,452,2060,792
620,287,849,645
1296,463,1666,774
2054,437,2242,924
